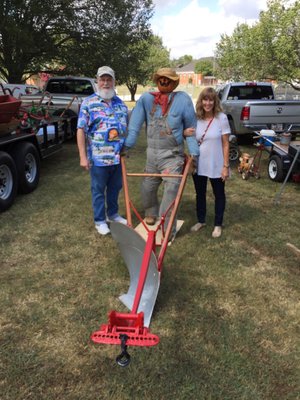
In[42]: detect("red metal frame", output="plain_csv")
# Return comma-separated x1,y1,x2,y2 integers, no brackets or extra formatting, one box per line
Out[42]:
0,94,22,123
91,156,192,349
91,311,159,347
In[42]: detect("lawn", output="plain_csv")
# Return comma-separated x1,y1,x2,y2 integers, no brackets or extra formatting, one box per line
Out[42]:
0,134,299,400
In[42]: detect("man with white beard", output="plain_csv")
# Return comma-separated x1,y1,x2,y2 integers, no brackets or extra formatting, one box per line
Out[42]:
77,66,128,235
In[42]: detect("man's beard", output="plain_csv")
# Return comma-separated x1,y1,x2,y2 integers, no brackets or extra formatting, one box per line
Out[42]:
97,88,116,100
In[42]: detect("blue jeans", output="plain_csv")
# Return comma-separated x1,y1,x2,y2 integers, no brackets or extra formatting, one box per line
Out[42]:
192,175,226,226
90,164,123,224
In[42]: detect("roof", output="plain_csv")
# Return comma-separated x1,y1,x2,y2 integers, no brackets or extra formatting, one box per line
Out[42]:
175,62,196,74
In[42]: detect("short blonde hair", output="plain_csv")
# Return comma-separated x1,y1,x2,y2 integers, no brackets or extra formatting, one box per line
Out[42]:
195,87,222,120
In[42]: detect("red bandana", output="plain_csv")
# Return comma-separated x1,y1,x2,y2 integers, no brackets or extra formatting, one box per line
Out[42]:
150,92,171,115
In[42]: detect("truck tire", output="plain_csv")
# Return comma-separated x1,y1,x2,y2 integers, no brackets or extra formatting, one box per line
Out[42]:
11,142,40,194
0,151,18,211
268,155,285,182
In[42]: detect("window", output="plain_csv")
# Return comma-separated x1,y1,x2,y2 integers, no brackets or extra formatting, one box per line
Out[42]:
46,79,94,95
47,81,64,93
228,85,274,100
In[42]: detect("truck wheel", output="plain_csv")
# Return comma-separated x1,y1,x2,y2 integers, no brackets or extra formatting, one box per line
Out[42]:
0,151,18,211
268,155,285,182
11,142,40,194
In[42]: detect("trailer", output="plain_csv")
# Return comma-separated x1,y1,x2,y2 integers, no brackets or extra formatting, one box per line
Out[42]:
0,94,77,211
252,130,300,182
238,129,300,201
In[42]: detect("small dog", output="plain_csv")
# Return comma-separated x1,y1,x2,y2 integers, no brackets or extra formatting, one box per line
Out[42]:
238,153,253,173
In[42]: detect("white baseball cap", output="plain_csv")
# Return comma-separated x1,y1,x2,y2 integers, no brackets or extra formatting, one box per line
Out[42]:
97,66,115,80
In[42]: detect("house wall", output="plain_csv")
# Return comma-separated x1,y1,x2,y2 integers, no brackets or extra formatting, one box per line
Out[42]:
178,72,203,86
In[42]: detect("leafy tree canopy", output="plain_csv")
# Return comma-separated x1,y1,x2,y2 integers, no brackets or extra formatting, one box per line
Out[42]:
0,0,154,83
171,54,193,67
215,0,300,89
195,59,214,76
116,34,170,101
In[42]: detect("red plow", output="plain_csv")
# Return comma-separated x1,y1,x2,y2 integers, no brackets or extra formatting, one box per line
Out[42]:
91,156,192,366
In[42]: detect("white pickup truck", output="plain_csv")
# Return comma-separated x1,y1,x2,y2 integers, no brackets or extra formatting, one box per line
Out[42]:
217,82,300,138
20,76,97,118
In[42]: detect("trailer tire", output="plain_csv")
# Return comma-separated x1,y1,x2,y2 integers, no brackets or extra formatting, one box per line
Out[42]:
11,142,40,194
229,145,239,162
268,155,285,182
0,151,18,211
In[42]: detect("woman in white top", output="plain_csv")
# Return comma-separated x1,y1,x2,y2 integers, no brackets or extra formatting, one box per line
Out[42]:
185,87,230,238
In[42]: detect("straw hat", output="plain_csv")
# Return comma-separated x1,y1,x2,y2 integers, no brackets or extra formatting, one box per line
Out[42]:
153,68,179,84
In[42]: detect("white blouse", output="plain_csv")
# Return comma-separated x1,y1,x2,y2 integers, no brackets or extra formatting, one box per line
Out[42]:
196,112,231,178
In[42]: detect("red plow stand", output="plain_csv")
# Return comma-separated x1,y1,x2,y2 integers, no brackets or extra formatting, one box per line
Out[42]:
91,156,192,366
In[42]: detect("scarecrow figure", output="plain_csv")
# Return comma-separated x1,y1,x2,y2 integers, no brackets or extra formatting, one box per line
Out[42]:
124,67,199,240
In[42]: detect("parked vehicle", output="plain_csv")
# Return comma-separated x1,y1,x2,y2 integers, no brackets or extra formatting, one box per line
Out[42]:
217,82,300,138
20,76,97,117
0,83,40,98
0,94,77,211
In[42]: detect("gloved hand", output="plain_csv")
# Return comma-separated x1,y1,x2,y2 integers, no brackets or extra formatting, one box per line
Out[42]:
183,127,196,137
120,146,130,157
188,156,198,175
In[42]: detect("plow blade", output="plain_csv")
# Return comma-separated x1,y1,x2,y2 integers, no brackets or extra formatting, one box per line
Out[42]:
110,221,160,327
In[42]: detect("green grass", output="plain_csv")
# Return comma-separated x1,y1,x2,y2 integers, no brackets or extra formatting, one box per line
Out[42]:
0,135,299,400
120,84,206,106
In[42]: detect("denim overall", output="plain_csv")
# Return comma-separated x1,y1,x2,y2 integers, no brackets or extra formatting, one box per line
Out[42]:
141,95,185,236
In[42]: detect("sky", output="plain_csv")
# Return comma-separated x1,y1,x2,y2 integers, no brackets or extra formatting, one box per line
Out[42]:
151,0,269,60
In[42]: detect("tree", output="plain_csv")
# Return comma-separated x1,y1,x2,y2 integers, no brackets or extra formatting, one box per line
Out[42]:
0,0,154,83
215,0,300,89
171,55,193,67
195,59,214,76
0,0,76,82
258,0,300,89
117,35,170,101
60,0,154,79
215,23,258,81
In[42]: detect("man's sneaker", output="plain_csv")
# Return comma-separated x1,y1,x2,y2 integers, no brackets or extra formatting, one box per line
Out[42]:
108,215,127,225
95,223,110,235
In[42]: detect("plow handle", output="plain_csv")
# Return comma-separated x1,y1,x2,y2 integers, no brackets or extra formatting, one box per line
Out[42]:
121,156,133,227
59,96,79,117
157,156,192,270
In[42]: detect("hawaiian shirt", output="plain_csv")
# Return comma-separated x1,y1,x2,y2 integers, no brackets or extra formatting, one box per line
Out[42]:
77,93,128,166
